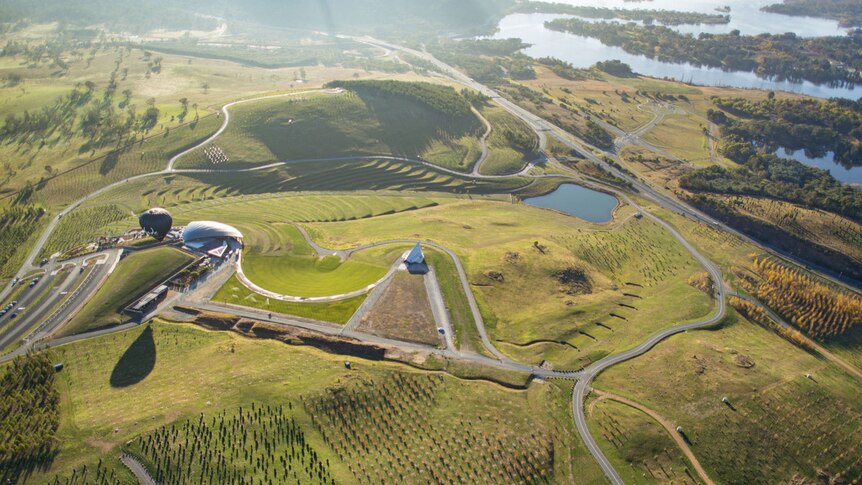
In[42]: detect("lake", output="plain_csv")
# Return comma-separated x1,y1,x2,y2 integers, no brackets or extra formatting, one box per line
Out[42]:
775,148,862,188
524,183,619,222
490,4,860,99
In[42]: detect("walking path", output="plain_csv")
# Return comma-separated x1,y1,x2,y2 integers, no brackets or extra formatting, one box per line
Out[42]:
3,38,860,483
590,390,717,485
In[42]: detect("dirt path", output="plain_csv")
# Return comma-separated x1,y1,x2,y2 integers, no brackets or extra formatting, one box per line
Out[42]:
590,390,717,485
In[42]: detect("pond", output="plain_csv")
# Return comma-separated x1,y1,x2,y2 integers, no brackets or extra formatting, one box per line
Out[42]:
490,7,859,99
775,148,862,188
524,183,619,222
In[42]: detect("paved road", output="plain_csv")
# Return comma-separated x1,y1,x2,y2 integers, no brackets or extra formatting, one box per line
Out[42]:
0,251,120,363
2,39,858,483
193,300,577,379
471,106,492,176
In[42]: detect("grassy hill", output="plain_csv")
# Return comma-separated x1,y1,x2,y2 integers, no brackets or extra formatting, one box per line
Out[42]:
594,309,862,483
176,88,484,172
59,247,194,336
26,321,594,482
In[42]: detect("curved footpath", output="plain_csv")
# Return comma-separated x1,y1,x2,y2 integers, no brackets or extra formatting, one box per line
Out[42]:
3,42,859,483
591,390,716,485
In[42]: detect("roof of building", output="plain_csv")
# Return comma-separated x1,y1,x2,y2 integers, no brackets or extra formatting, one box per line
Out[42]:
405,242,425,265
182,221,243,243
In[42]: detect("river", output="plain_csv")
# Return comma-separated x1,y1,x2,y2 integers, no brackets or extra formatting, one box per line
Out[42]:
490,0,860,99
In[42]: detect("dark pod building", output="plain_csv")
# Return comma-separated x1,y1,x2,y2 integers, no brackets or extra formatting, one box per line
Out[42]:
138,208,173,241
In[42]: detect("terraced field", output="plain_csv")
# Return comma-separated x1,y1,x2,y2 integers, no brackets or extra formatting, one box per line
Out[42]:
32,116,222,208
86,192,453,249
175,91,484,172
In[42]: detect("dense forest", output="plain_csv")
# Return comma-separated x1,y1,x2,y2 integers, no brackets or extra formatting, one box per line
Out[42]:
545,18,862,86
324,80,474,118
516,2,730,25
679,157,862,222
424,38,535,84
708,96,862,167
0,353,61,483
762,0,862,28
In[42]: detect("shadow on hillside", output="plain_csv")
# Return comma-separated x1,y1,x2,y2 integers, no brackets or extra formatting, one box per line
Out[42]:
110,325,156,388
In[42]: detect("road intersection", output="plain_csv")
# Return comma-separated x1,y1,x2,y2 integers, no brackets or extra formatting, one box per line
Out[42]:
1,38,858,484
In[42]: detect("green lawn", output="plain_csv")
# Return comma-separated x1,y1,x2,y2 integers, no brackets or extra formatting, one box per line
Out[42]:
175,89,484,172
213,274,365,324
240,227,402,298
59,247,195,336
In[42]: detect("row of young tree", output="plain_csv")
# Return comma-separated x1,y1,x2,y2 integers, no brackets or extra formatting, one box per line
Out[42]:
545,18,862,86
739,258,862,339
126,402,333,485
0,353,60,484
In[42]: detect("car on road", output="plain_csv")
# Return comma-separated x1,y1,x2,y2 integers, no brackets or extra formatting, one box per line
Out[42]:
0,310,6,317
11,277,19,285
29,277,40,288
9,313,17,319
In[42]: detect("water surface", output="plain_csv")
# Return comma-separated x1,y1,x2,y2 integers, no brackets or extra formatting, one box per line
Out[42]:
490,9,859,99
525,183,619,222
775,148,862,188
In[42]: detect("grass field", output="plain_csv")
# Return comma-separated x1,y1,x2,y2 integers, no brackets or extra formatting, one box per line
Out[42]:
478,104,540,175
175,89,484,172
59,247,194,336
594,309,862,484
25,321,599,482
303,199,713,370
33,115,223,208
641,113,712,166
587,398,702,484
213,274,366,324
241,227,403,298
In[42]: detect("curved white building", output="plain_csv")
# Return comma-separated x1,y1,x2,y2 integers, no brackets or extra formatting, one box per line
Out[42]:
182,221,243,258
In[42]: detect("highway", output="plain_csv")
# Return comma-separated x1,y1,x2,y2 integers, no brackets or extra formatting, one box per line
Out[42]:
0,250,120,362
0,38,857,484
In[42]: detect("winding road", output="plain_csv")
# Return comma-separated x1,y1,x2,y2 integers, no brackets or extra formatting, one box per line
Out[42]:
2,34,859,485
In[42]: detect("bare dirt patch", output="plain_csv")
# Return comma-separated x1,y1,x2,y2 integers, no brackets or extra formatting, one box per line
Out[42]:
357,272,439,346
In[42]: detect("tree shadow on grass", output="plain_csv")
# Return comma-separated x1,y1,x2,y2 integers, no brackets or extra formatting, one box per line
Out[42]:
110,325,156,388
